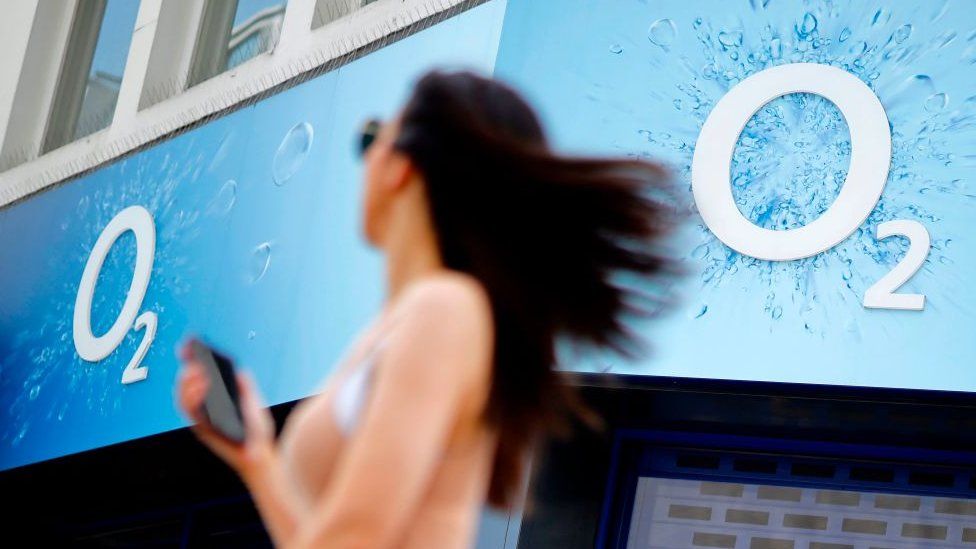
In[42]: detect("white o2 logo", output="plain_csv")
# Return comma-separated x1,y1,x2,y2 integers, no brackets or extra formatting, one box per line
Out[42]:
692,63,930,311
73,205,157,384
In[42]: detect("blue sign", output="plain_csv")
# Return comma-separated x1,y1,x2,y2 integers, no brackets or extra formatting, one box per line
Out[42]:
2,0,975,471
0,0,508,471
494,0,976,389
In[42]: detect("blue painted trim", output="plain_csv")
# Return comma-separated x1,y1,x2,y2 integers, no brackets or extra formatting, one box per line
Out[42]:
595,431,624,549
572,373,976,407
613,428,976,465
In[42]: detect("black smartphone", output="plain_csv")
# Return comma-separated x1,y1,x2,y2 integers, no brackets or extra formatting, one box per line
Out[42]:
189,339,246,444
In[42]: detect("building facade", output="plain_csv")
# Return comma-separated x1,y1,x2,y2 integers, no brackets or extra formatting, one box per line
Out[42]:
1,0,975,547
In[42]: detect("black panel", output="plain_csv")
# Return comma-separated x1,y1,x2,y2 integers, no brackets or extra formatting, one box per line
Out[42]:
516,374,976,548
0,401,298,546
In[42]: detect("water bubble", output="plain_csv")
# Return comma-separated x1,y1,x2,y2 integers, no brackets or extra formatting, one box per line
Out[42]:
210,179,237,215
693,17,703,29
893,24,913,44
693,304,708,319
28,385,40,400
871,8,891,26
76,195,90,216
924,92,948,112
12,424,28,446
248,330,257,340
771,306,783,320
647,18,677,48
796,12,818,38
718,30,743,48
887,74,935,108
609,44,623,54
249,242,272,283
208,133,235,172
936,31,957,49
839,27,852,42
692,244,710,260
272,122,314,186
769,38,782,59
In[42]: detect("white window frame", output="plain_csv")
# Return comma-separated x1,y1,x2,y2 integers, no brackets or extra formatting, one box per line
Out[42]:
0,0,482,208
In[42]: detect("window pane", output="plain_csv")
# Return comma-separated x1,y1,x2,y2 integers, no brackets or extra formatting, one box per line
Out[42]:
75,0,140,140
43,0,139,152
311,0,375,30
189,0,286,87
228,0,286,69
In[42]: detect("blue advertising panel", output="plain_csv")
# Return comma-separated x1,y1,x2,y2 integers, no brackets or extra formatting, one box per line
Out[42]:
0,0,508,470
2,0,975,472
494,0,976,389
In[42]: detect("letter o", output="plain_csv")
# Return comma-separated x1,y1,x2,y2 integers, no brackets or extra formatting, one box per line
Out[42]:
73,205,156,362
691,63,891,261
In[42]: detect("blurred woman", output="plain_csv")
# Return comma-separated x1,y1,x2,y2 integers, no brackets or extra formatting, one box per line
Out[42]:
176,69,676,548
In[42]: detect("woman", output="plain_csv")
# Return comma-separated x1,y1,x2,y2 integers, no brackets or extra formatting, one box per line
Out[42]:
175,70,675,548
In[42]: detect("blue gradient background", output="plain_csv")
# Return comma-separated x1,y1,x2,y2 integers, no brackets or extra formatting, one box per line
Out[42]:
495,0,976,387
0,0,506,470
2,0,975,471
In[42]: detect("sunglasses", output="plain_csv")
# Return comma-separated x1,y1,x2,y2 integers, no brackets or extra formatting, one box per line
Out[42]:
358,118,383,158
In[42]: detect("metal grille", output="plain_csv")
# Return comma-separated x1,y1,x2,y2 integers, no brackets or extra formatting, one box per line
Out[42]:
626,476,976,548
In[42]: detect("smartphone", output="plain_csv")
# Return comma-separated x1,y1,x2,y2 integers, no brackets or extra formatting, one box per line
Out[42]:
189,339,246,444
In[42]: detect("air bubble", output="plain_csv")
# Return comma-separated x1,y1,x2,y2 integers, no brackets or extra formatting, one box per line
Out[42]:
796,12,818,39
692,244,710,260
647,18,677,48
272,122,314,186
871,8,891,26
609,44,623,54
250,242,272,283
210,179,237,215
718,30,743,48
924,92,948,112
893,24,913,44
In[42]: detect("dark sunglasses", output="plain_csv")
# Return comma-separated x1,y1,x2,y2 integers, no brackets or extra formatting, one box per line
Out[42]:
358,118,383,157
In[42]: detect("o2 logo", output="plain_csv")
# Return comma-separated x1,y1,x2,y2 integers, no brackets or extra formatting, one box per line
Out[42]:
73,205,157,384
692,63,930,311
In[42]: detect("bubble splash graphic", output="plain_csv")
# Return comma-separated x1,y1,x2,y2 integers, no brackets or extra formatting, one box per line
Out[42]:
629,1,975,336
0,134,219,451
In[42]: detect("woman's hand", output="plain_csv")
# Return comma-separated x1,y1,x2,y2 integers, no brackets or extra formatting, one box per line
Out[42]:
174,341,276,480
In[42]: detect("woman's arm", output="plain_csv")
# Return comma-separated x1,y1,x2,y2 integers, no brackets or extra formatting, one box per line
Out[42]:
240,445,308,547
285,276,493,548
175,356,307,547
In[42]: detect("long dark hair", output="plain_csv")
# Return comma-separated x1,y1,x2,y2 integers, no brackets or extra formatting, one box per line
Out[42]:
392,70,678,508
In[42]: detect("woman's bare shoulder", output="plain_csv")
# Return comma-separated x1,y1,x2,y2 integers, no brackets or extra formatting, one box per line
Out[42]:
398,271,493,328
383,271,494,384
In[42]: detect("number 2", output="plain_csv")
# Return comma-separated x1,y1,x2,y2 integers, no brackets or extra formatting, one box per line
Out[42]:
863,220,930,311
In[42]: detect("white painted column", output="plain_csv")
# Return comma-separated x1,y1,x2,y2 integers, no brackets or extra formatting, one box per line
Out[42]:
0,0,77,171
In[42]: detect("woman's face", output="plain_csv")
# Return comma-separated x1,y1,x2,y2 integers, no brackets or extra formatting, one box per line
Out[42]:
360,114,410,247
